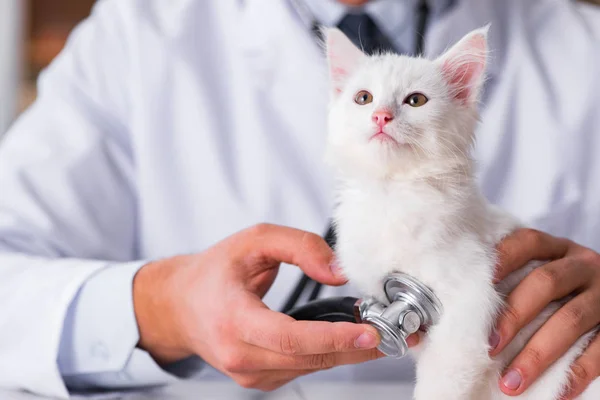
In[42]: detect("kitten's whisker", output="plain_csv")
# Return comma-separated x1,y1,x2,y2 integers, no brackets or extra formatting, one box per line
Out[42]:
436,134,471,178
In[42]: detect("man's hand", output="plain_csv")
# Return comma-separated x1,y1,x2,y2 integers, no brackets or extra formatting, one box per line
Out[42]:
489,228,600,398
132,223,385,391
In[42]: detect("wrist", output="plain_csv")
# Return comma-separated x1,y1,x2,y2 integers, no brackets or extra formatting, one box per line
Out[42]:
133,258,194,365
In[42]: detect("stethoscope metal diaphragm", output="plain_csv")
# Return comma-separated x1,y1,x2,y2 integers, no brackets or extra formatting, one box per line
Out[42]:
354,272,443,358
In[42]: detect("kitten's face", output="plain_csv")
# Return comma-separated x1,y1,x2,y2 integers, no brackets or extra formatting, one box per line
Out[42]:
324,27,489,178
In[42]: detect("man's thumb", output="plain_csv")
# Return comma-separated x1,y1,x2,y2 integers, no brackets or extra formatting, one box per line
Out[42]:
244,223,348,286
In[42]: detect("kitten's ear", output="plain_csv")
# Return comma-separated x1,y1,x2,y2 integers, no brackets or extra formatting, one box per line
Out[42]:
323,27,366,95
435,25,490,104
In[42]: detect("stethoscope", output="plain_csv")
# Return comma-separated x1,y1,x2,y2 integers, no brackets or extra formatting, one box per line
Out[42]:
279,1,442,359
281,222,443,358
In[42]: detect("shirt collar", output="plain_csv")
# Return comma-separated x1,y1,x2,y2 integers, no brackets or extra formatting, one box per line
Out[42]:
299,0,457,54
300,0,457,28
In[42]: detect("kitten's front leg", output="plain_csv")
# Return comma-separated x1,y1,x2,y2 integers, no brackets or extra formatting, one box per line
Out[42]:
413,338,494,400
412,298,498,400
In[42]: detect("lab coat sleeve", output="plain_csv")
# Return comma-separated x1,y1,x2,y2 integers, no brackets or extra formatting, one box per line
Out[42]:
0,0,200,398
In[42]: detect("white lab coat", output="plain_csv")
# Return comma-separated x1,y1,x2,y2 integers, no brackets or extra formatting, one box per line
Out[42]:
0,0,599,398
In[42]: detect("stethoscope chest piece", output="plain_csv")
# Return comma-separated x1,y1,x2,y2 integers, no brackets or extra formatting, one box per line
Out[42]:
354,273,443,358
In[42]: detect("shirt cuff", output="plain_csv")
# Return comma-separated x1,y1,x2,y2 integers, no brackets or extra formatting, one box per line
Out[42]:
57,261,146,375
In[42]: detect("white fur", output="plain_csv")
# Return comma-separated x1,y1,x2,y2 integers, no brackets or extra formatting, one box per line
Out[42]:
323,26,599,400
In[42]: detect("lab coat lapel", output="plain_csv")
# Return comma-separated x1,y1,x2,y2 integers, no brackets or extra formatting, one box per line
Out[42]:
236,0,334,229
234,1,336,312
236,0,279,93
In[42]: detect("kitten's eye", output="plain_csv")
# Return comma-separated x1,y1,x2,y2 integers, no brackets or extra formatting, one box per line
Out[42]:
404,93,429,107
354,90,373,105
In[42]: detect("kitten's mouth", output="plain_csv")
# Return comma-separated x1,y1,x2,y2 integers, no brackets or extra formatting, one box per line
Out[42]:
370,130,399,145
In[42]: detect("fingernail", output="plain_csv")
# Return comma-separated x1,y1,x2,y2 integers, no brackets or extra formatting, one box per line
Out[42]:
489,330,500,350
330,260,345,279
355,331,378,349
501,369,522,391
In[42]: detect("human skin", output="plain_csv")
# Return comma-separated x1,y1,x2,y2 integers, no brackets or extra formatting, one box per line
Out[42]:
132,223,387,391
337,0,371,5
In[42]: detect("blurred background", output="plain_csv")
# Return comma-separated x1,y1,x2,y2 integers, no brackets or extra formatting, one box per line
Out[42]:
1,0,95,137
0,0,599,138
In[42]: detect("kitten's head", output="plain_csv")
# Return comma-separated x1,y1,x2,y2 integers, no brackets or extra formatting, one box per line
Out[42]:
324,26,489,180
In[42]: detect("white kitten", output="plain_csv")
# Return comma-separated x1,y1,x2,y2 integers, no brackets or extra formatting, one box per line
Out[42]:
323,26,600,400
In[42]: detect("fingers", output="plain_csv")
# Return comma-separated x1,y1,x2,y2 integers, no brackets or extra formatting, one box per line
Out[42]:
223,342,384,373
499,292,600,396
229,348,384,391
490,258,593,356
241,305,381,356
494,229,570,283
240,223,345,286
560,331,600,400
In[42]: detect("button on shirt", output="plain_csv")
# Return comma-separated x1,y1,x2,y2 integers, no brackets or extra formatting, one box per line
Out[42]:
56,0,459,387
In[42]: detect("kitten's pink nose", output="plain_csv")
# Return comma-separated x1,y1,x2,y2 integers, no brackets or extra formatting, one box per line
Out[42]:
372,110,394,127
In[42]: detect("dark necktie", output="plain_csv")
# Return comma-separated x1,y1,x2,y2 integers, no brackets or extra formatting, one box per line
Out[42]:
336,13,398,55
336,0,430,56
